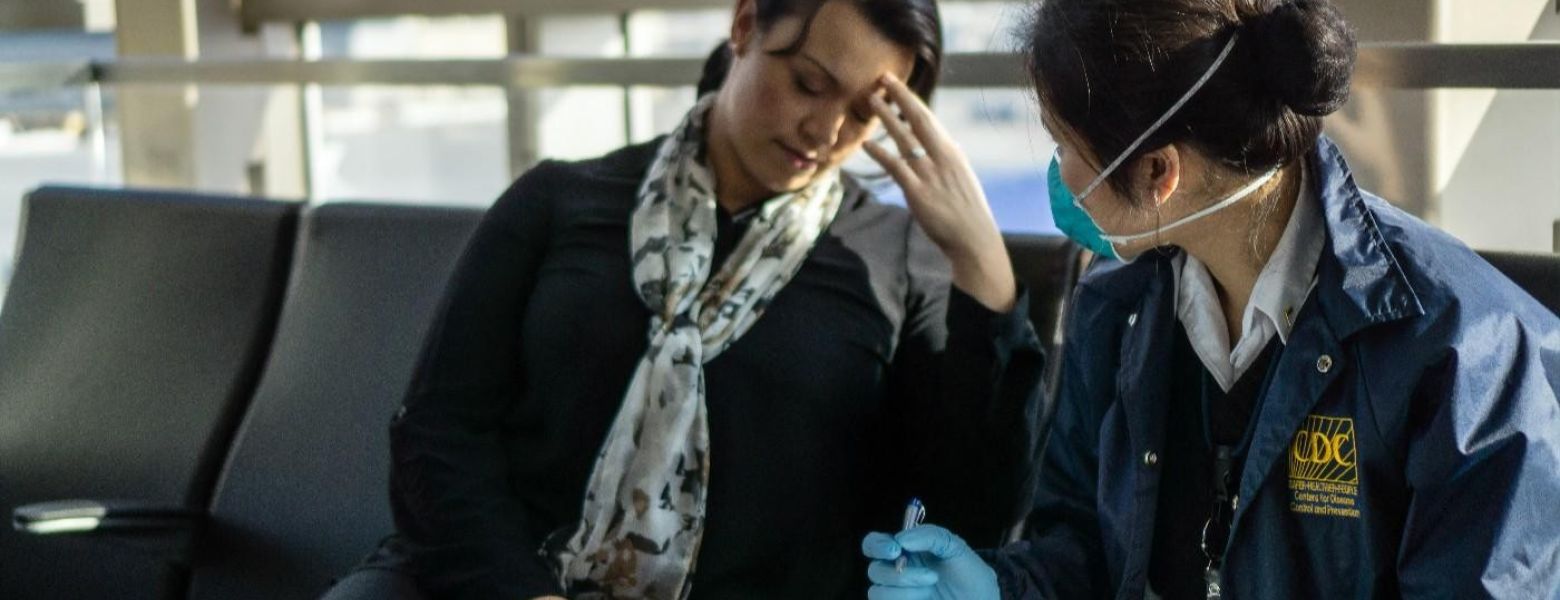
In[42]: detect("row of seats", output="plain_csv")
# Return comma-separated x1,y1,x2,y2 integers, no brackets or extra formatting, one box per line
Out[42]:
0,185,1085,599
3,186,1556,599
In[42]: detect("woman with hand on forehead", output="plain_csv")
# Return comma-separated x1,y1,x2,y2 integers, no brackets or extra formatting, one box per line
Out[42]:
862,0,1560,598
322,0,1049,598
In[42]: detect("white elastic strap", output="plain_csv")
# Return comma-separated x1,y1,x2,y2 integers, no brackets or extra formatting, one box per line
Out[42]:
1101,166,1278,244
1076,32,1242,200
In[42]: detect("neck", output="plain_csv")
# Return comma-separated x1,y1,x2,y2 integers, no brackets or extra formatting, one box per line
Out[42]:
703,97,769,215
1172,163,1303,344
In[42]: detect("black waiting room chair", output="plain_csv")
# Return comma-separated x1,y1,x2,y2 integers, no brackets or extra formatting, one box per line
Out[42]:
0,186,299,599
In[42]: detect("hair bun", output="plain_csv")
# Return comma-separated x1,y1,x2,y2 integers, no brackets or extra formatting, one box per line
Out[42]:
1247,0,1358,116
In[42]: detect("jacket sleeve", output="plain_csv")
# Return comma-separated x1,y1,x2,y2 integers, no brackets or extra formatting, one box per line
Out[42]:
1395,311,1560,598
388,164,566,599
885,224,1048,548
978,285,1113,599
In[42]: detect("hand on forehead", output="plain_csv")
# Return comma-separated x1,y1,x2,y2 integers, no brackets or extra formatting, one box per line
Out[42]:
757,1,916,98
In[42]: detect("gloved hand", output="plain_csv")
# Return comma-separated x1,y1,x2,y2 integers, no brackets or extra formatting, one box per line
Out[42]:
861,524,1000,600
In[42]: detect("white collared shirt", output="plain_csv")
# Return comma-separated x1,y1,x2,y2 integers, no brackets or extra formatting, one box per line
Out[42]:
1174,166,1324,392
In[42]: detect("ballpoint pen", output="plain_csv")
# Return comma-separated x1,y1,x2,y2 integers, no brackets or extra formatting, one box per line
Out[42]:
895,497,926,573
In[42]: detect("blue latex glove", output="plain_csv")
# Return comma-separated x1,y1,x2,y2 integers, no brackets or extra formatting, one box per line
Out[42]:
861,524,1000,600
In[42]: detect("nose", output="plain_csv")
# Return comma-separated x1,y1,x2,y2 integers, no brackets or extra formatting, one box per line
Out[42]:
799,104,846,151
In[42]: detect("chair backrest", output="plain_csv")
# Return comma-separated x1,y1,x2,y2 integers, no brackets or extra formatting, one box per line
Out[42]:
0,186,298,600
1478,250,1560,317
1003,234,1084,394
187,203,483,600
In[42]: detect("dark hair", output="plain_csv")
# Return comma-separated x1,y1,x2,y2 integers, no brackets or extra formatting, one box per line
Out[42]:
696,0,943,101
1024,0,1357,198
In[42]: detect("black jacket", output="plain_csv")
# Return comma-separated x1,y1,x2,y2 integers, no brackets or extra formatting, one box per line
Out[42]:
386,139,1047,599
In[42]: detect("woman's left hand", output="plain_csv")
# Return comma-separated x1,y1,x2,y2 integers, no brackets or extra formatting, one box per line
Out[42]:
862,73,1016,313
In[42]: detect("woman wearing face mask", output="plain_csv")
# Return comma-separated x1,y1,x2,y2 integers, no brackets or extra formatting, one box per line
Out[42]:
862,0,1560,598
321,0,1049,599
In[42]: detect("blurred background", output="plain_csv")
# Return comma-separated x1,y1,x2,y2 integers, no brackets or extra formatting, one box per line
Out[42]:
1,0,1557,306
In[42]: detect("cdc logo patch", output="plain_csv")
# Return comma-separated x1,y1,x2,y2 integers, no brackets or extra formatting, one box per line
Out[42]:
1287,414,1360,518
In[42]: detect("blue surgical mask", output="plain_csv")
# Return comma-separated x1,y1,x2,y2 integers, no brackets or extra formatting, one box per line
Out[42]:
1044,30,1278,261
1048,155,1119,259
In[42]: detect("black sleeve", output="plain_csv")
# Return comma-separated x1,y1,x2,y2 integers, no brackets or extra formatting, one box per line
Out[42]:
886,224,1048,548
976,285,1114,599
388,164,565,598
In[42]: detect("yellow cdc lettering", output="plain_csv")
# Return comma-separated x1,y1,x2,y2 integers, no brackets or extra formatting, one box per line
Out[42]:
1332,433,1354,468
1289,414,1360,486
1291,430,1351,465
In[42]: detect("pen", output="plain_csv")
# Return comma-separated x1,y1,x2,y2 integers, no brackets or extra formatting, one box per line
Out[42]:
895,497,926,573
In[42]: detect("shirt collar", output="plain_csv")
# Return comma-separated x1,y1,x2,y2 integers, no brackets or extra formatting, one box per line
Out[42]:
1245,161,1325,345
1174,161,1326,391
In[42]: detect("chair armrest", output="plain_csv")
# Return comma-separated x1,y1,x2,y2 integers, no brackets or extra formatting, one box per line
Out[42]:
13,499,200,535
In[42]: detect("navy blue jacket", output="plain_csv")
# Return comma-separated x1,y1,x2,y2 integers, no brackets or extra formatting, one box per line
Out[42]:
987,138,1560,598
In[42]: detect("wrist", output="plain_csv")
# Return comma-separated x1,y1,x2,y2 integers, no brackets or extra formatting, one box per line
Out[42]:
948,243,1017,313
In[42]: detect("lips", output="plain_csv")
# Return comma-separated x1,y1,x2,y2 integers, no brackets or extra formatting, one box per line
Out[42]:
777,142,819,171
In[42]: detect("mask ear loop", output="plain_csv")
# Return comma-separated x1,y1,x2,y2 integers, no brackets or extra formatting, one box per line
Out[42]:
1246,161,1287,267
1152,188,1164,251
1249,194,1266,268
1073,31,1241,203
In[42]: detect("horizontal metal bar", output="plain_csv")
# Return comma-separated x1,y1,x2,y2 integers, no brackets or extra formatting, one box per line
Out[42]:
3,43,1557,92
241,0,1013,24
73,54,1025,88
0,61,94,90
1353,43,1560,89
93,57,705,87
244,0,724,23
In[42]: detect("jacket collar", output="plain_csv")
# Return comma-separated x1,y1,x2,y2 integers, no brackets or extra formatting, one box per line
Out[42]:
1308,136,1425,339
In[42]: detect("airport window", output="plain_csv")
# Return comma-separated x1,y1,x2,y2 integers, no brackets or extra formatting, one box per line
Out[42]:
0,30,121,305
310,16,511,205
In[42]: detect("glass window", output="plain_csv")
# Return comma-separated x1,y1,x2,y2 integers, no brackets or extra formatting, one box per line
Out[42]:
936,88,1056,233
309,16,511,205
940,1,1029,53
1421,89,1559,252
627,87,696,145
312,85,510,205
533,15,631,161
315,15,507,59
626,8,729,58
0,31,121,306
624,9,725,145
932,3,1057,233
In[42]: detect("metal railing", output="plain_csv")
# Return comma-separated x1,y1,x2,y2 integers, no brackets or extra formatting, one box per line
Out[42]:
2,43,1558,91
237,0,1016,24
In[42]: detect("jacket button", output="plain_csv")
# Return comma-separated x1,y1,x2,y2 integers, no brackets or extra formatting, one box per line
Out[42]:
1143,451,1158,466
394,405,408,420
1127,313,1138,327
1316,354,1334,374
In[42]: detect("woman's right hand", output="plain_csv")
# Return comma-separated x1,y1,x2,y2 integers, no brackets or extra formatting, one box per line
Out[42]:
861,525,1000,600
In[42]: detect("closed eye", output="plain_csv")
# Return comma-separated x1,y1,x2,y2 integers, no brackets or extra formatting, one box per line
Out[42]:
793,75,823,97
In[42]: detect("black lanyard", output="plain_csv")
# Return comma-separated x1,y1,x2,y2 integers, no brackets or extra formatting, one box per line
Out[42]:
1200,444,1236,600
1196,340,1280,600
